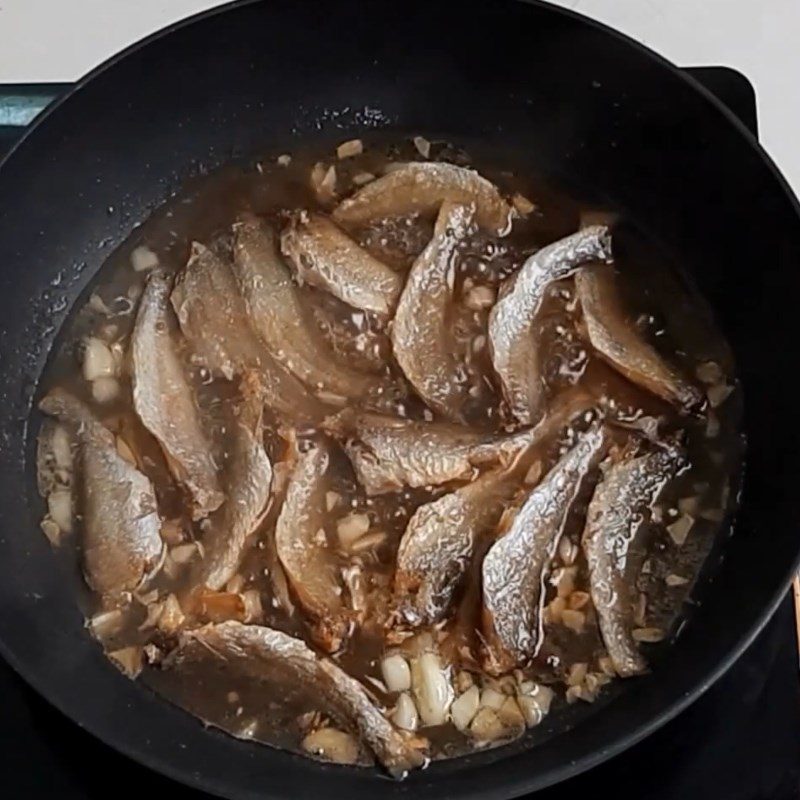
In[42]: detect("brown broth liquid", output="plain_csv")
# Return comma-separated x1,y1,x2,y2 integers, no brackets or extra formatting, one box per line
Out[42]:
37,136,744,766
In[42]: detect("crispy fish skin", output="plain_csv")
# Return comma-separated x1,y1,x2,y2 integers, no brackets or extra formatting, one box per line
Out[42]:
232,216,375,401
481,425,610,673
169,621,424,776
489,225,613,424
333,161,513,236
576,265,704,412
195,376,273,591
275,440,348,652
281,212,403,317
326,390,593,495
391,201,475,421
395,468,518,626
39,389,163,599
132,270,223,519
582,443,685,676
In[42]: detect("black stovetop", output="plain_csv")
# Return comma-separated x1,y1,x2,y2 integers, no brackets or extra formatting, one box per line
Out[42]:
1,67,799,800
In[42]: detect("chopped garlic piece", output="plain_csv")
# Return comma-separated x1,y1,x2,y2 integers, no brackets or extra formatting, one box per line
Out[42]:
336,513,370,549
566,662,588,686
109,646,143,678
381,653,412,692
632,627,665,643
412,135,431,158
88,609,124,639
411,651,453,726
336,139,363,159
51,425,72,471
518,694,546,727
240,589,263,623
88,293,113,315
82,337,116,381
544,596,566,624
352,171,375,186
558,535,577,565
392,692,419,731
512,193,536,215
665,574,689,587
597,655,617,676
139,600,165,631
92,376,120,404
451,685,480,731
497,696,525,733
40,518,62,546
565,685,583,704
480,687,505,711
325,491,341,511
667,514,694,546
310,162,337,204
469,707,506,742
47,490,73,534
130,245,159,273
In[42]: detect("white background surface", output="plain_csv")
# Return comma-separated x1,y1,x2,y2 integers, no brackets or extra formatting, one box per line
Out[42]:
1,0,799,190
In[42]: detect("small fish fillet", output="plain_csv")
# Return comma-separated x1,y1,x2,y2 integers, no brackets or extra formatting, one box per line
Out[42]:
168,621,424,776
132,271,223,519
263,431,301,617
171,242,323,422
395,468,518,626
275,440,348,651
333,161,513,235
232,215,378,404
481,425,610,673
582,443,686,676
281,212,403,316
391,201,475,420
195,375,273,591
576,265,704,411
39,389,163,599
489,225,613,424
171,242,265,380
326,389,593,495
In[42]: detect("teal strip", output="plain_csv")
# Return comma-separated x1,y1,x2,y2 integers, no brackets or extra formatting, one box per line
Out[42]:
0,94,58,126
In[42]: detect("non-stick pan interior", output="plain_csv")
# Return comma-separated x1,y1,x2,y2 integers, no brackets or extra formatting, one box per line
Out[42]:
1,2,800,798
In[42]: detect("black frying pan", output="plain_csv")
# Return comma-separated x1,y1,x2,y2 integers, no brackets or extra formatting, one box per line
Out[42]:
1,1,799,797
